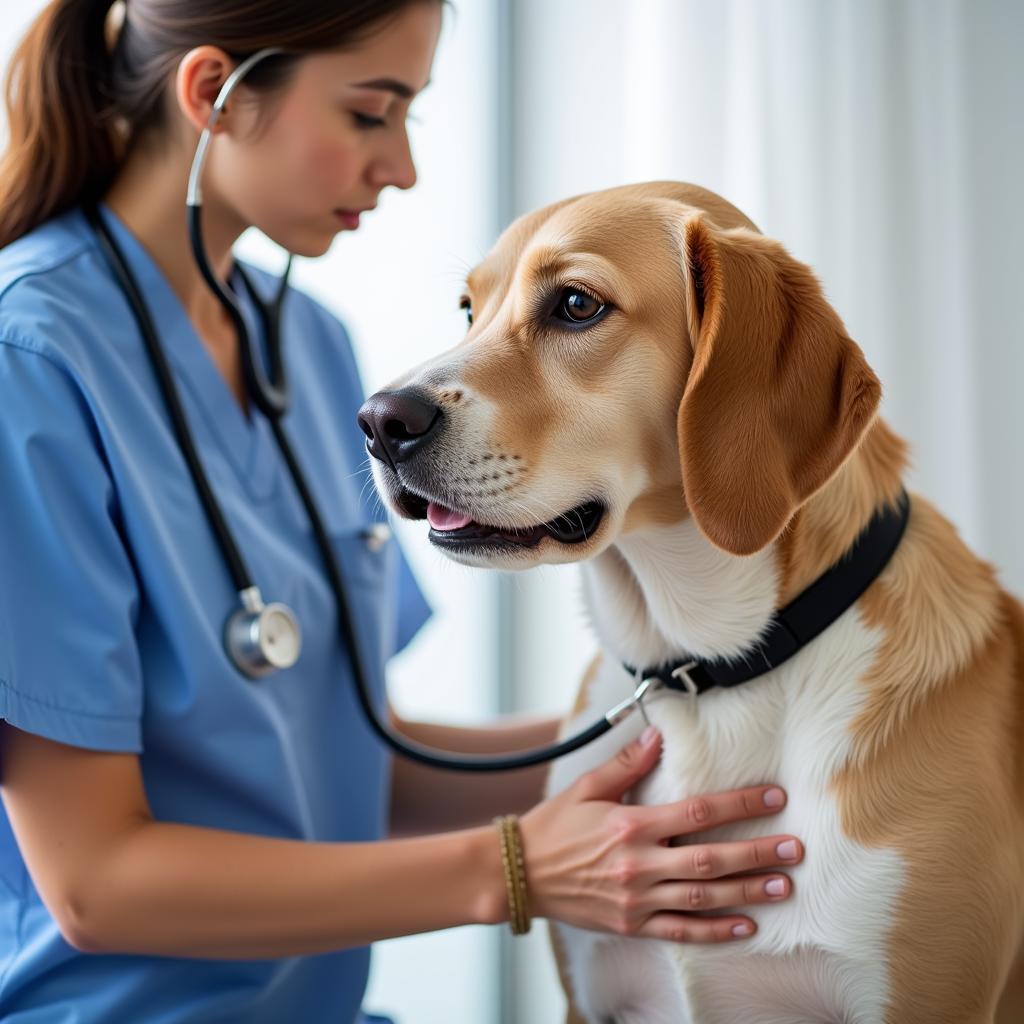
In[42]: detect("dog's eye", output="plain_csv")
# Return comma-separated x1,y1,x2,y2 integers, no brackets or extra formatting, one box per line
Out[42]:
555,288,605,325
459,298,473,327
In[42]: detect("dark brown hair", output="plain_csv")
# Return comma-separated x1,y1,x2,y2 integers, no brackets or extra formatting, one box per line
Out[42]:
0,0,440,248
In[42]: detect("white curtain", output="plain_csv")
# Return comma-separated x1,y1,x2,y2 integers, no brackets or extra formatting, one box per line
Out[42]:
502,1,1024,1019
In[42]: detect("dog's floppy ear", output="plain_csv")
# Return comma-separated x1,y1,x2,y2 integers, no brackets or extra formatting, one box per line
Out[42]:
677,215,881,556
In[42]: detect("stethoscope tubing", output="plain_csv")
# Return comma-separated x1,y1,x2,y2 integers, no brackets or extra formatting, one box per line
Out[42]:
85,204,255,598
84,48,649,772
186,204,292,420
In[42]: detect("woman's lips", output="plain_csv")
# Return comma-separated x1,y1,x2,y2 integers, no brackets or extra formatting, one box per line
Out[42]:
335,210,361,229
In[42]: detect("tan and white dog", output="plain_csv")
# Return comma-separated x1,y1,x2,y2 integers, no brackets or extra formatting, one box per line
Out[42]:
359,182,1024,1023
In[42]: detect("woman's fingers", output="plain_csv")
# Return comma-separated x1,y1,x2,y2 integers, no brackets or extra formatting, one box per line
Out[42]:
611,856,796,940
656,834,804,880
643,872,791,915
638,785,790,842
572,727,664,803
633,912,759,943
629,872,794,942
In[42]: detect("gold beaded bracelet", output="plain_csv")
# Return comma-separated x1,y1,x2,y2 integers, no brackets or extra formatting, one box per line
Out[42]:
493,814,531,935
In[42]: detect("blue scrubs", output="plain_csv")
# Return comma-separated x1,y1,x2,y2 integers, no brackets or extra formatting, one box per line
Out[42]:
0,205,431,1022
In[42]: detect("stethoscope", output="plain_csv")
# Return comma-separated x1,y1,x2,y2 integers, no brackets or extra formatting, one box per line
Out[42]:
86,48,663,772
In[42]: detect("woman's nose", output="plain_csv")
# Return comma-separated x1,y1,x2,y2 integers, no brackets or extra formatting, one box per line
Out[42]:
369,130,417,191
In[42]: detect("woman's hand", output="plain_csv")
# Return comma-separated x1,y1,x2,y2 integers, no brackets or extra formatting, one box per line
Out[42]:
519,726,803,943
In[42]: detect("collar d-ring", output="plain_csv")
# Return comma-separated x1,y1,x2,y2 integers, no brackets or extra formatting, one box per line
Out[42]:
670,660,700,697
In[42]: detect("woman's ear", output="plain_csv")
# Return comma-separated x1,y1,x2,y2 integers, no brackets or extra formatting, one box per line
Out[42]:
678,215,882,556
174,46,237,135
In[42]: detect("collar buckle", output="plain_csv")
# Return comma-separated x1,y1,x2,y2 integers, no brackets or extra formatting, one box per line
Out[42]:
670,660,700,697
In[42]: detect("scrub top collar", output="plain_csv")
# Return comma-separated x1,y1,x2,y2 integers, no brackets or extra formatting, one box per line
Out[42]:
91,203,278,499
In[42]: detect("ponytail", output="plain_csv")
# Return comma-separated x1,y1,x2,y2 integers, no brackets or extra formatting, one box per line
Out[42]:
0,0,121,249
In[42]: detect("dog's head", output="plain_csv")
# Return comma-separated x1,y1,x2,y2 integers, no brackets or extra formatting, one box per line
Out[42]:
359,181,881,569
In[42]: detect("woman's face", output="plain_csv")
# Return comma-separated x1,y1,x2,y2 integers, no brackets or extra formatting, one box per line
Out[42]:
206,2,442,257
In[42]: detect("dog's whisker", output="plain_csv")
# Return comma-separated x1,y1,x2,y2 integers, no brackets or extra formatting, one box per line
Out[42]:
358,477,378,506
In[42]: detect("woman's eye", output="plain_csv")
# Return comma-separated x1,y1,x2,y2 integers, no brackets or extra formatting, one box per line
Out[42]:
460,301,473,327
353,112,387,129
554,288,605,324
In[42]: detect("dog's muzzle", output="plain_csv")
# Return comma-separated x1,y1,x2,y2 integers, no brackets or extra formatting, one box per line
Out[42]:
357,388,443,470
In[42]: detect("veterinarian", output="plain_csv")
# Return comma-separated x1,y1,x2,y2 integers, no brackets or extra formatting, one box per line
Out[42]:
0,1,805,1020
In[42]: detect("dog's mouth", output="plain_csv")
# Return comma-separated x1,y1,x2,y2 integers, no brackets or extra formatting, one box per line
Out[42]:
394,486,606,550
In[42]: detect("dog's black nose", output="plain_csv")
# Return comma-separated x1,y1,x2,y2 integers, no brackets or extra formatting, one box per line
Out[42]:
357,389,443,468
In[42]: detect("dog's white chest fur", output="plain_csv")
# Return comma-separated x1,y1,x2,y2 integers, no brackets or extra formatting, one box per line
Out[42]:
546,601,907,1024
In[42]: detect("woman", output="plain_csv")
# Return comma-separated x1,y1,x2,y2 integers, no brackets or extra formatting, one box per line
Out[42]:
0,1,805,1020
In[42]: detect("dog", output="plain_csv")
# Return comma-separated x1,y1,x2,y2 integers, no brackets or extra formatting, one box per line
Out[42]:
358,181,1024,1023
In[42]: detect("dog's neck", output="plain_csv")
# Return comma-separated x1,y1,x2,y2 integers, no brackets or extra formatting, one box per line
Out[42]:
581,420,909,670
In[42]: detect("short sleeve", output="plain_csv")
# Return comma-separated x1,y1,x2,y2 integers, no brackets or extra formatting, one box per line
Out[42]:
0,339,143,752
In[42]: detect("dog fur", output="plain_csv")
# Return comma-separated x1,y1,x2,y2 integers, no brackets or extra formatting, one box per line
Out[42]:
366,182,1024,1023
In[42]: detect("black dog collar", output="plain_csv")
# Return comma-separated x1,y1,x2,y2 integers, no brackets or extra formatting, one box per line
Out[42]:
623,490,911,696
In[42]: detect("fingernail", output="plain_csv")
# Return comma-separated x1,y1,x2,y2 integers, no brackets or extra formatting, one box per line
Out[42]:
731,922,753,937
640,725,660,746
763,788,785,807
776,840,798,859
765,878,786,897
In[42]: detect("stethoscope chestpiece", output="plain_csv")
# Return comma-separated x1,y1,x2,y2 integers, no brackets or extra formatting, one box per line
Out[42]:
225,585,302,679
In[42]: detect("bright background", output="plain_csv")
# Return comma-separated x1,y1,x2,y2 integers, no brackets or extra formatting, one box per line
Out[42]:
2,1,1022,1021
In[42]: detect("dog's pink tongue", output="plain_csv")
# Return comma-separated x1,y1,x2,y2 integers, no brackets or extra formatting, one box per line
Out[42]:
427,502,474,531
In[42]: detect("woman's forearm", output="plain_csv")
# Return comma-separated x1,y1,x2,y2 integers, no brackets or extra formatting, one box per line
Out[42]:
388,712,562,837
70,818,507,958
